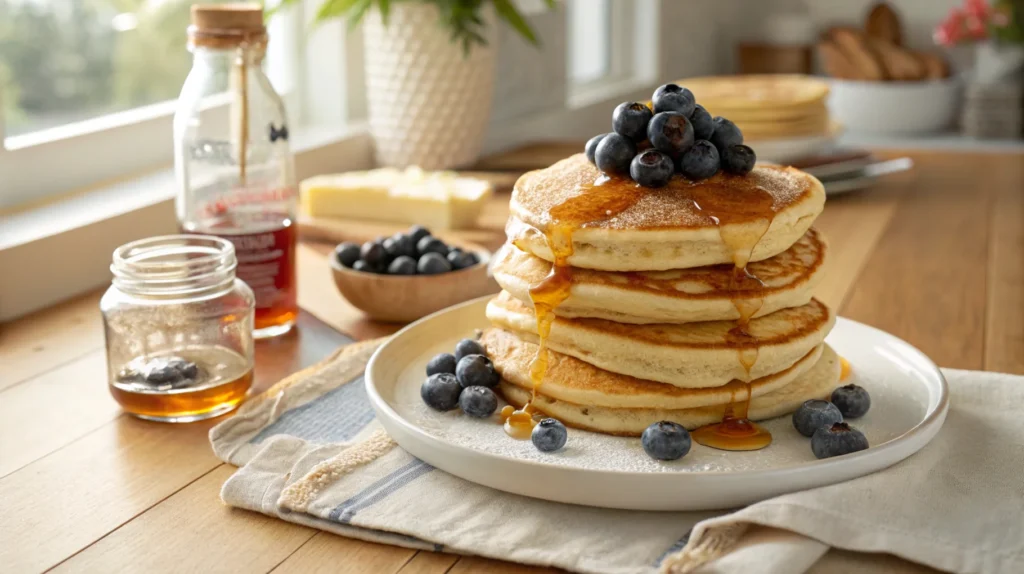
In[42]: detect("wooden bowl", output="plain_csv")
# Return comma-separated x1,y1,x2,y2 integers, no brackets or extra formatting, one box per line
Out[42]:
330,244,498,323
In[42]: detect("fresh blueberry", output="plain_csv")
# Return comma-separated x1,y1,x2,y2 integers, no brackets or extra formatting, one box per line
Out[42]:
690,104,715,140
454,338,485,361
426,353,457,376
351,260,373,273
166,357,199,380
721,144,757,175
678,140,720,180
532,418,568,452
831,384,871,418
612,101,654,142
811,422,869,459
709,117,743,152
629,150,674,188
416,236,448,257
792,399,844,437
384,234,417,259
459,386,498,418
641,421,691,460
387,255,417,275
416,252,451,274
360,241,387,266
421,373,462,411
455,354,499,388
585,133,609,164
144,362,184,385
334,242,361,268
408,225,431,246
647,112,695,159
447,250,477,270
594,133,637,176
652,83,696,116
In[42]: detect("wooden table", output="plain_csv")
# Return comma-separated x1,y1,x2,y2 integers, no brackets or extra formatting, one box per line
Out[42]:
2,145,1022,573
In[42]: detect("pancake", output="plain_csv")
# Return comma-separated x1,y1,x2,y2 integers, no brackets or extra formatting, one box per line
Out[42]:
486,291,835,388
492,229,826,324
482,327,824,410
681,75,830,115
735,113,831,139
509,155,825,272
499,344,841,436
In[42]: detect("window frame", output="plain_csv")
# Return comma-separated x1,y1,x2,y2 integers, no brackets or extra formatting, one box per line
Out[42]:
566,0,660,108
0,0,340,212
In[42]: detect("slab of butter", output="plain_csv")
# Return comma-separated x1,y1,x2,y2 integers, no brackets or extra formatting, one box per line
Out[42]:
300,167,493,230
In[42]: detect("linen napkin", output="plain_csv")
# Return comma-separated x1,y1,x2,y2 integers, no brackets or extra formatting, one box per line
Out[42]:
210,339,1024,574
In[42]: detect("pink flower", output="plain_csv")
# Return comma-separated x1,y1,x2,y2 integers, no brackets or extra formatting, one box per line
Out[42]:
964,0,990,19
965,14,988,39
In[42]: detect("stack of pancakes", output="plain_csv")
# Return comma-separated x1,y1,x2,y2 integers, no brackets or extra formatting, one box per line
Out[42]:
681,75,831,140
482,154,839,438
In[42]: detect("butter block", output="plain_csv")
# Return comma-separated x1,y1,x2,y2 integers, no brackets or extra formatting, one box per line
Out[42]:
301,167,493,229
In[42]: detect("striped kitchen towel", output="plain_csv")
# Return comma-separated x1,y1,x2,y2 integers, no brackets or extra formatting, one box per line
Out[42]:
210,339,1024,574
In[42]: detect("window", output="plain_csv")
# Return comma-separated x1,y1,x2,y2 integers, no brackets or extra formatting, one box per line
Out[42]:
0,0,320,210
566,0,659,100
568,0,613,85
0,0,226,140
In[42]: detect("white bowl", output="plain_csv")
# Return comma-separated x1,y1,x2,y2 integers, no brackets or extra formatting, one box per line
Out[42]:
827,76,962,135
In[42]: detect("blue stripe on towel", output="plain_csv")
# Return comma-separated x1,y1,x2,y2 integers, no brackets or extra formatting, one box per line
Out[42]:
328,459,424,522
250,375,375,445
329,459,435,524
655,529,692,566
337,462,434,523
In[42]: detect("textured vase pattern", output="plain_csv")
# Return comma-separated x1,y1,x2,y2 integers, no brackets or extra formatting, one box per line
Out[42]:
363,5,496,169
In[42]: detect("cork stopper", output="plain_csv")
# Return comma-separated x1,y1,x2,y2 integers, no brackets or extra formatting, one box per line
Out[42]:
188,3,266,48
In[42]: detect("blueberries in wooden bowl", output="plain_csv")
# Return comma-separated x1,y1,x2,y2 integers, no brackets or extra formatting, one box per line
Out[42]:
330,225,496,322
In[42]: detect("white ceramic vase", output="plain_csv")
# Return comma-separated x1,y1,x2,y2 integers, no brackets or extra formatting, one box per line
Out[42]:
362,4,496,169
973,41,1024,85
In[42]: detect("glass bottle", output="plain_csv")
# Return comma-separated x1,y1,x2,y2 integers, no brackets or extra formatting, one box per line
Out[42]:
174,4,297,339
101,235,255,423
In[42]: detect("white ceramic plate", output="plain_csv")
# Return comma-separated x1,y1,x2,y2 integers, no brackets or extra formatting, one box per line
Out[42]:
366,297,949,511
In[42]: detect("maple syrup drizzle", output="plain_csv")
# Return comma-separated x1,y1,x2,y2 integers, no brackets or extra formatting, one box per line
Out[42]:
504,175,646,439
688,179,778,451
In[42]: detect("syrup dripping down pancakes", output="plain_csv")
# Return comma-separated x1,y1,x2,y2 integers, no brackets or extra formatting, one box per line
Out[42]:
488,153,837,450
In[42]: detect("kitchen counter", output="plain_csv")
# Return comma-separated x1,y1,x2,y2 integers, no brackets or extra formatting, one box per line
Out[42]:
2,144,1021,573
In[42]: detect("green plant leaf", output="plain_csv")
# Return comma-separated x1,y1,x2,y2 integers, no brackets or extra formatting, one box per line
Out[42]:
316,0,362,22
345,0,374,30
378,0,391,25
492,0,539,46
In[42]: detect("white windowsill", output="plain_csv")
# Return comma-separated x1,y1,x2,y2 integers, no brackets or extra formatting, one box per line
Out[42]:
0,122,374,321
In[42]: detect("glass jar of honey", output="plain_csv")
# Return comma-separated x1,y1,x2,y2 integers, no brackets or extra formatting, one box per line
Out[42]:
101,235,255,422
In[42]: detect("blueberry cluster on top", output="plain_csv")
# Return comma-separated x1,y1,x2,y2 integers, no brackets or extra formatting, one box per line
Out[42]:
585,83,757,188
335,225,479,276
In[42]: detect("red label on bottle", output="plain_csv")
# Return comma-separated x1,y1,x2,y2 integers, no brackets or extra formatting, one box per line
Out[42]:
216,223,297,312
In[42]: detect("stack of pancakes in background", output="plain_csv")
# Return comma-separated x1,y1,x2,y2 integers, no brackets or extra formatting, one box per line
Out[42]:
482,154,839,443
681,75,832,140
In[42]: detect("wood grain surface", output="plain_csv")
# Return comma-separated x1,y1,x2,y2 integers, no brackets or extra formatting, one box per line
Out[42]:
2,144,1021,574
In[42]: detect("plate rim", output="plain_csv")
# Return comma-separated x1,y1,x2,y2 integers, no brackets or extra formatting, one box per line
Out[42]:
365,296,950,480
